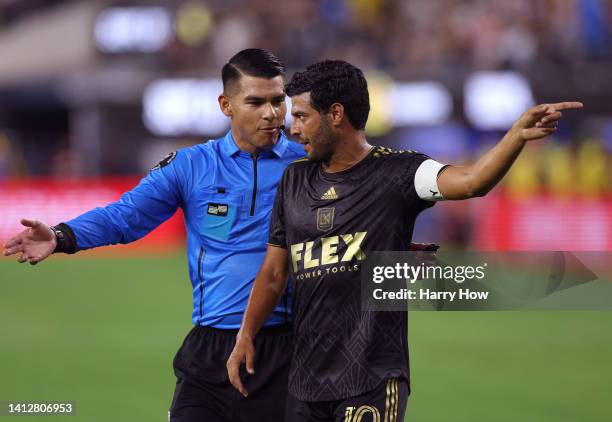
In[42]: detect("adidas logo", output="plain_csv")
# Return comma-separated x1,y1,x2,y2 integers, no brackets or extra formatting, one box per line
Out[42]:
321,186,338,200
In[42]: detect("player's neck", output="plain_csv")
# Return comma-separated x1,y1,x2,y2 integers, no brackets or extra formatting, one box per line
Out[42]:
323,133,372,173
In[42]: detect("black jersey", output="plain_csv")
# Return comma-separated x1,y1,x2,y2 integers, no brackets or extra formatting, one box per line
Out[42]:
268,146,437,402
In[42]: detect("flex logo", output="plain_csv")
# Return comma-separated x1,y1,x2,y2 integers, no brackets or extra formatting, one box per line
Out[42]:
290,232,367,272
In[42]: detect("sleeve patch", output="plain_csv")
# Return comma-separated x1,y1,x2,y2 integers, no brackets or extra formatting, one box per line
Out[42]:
414,159,447,201
151,151,177,171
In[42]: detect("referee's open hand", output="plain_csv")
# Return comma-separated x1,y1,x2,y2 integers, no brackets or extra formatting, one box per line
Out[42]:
3,219,56,265
227,334,256,397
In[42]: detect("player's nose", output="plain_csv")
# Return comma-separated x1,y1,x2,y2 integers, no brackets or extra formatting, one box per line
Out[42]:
290,122,301,138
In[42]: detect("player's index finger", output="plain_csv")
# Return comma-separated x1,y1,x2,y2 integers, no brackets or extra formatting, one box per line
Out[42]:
551,101,583,111
227,360,240,384
230,371,246,395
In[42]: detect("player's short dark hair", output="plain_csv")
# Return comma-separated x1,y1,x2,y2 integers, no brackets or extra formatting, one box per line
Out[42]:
221,49,285,94
285,60,370,130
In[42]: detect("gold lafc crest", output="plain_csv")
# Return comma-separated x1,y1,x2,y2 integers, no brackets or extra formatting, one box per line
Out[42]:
317,208,335,232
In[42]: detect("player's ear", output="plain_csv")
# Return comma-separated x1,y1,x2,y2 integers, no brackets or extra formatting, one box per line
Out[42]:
219,94,233,117
328,103,344,127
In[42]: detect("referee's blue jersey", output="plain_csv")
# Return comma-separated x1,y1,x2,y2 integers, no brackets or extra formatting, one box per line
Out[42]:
65,131,305,328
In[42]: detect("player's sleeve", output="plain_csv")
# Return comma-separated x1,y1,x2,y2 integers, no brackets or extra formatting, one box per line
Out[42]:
404,152,449,209
267,171,288,249
414,157,448,202
61,150,191,252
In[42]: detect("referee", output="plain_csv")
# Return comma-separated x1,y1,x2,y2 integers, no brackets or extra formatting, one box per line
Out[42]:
3,49,304,421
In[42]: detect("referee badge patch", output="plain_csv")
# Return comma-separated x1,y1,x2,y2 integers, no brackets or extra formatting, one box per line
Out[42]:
207,203,229,217
317,208,335,232
151,151,177,171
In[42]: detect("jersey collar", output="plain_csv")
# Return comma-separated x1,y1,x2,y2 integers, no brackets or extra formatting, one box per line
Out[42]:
221,130,289,158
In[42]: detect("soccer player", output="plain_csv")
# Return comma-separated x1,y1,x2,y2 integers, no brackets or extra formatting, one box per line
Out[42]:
226,60,582,421
3,49,305,421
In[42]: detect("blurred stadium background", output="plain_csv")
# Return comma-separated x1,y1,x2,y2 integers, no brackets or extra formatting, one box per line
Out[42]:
0,0,610,421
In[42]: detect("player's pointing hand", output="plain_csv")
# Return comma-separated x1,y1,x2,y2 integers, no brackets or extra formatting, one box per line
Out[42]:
2,219,56,265
227,334,256,397
513,101,583,142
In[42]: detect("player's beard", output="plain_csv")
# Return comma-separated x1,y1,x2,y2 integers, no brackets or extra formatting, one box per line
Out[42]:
308,118,338,165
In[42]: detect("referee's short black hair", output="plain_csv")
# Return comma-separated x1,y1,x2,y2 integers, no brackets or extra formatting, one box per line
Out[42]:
222,49,285,95
285,60,370,130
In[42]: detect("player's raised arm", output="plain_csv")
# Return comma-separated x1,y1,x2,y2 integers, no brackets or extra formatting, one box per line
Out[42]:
227,244,289,397
437,102,583,200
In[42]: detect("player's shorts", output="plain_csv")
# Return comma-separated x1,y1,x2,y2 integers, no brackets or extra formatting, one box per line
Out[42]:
169,323,292,422
285,378,408,422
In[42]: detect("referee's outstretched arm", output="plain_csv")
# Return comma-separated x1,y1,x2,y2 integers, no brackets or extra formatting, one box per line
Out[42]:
227,244,289,397
437,102,583,200
3,149,184,265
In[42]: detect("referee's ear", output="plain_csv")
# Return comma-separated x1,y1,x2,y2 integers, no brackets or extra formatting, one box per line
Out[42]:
219,94,233,117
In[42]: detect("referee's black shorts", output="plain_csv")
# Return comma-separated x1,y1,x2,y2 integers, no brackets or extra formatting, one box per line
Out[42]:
169,323,292,422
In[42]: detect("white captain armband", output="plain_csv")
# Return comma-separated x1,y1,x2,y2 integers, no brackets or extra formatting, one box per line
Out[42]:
414,159,448,201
